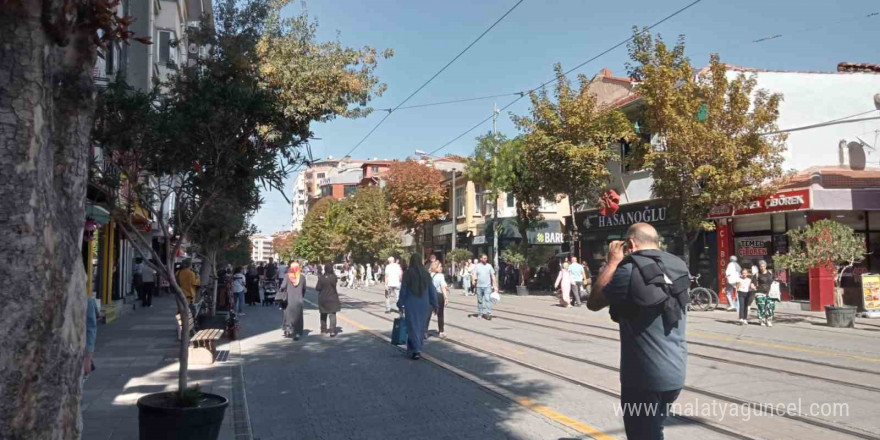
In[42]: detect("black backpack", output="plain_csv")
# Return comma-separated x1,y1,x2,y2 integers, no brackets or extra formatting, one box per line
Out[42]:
610,251,690,332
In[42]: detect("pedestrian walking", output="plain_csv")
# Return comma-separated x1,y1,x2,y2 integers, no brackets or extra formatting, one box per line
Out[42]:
754,260,776,327
245,265,260,306
232,267,246,316
429,261,449,338
397,255,439,360
384,257,403,313
568,257,588,306
141,259,157,308
83,294,98,382
471,254,498,320
132,257,144,302
555,262,573,308
724,256,742,312
278,262,305,340
587,223,689,440
277,260,288,291
316,263,341,337
176,260,200,318
365,263,373,287
736,268,755,325
461,261,472,295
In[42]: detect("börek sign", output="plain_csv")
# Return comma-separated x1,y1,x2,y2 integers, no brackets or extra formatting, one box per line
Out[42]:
708,189,810,218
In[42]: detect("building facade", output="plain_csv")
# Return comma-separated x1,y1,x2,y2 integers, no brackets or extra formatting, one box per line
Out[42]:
250,234,275,264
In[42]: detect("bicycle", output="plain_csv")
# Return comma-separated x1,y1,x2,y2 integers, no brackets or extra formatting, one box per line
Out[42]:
688,274,719,311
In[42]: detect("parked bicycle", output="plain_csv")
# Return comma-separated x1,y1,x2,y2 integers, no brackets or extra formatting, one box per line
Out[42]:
688,274,719,311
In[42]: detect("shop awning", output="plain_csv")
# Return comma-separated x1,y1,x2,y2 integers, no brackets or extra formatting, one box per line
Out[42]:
86,204,111,225
484,218,565,245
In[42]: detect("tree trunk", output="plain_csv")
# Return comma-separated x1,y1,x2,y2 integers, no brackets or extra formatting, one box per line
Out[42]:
567,195,578,259
0,4,97,438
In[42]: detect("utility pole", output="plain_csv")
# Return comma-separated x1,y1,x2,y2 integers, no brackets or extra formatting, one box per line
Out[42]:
451,167,457,279
492,102,500,270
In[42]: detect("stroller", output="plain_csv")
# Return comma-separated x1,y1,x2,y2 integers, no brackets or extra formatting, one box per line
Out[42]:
263,279,278,306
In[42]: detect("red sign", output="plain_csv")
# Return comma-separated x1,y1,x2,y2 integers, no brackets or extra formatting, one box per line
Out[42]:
707,189,810,218
717,223,731,295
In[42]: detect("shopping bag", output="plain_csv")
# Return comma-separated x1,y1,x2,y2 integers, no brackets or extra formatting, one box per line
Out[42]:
769,281,781,300
490,291,501,304
391,316,407,345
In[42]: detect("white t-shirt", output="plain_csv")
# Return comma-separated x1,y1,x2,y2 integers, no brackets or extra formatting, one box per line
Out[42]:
385,263,402,288
232,273,246,293
737,277,753,293
432,273,447,295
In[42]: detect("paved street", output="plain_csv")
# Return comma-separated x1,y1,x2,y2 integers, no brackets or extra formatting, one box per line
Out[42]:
83,278,880,440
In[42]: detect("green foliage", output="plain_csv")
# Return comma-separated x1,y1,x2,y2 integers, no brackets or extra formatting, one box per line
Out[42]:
448,248,474,264
513,64,635,209
180,384,204,407
296,198,338,263
627,30,787,251
336,187,401,263
272,231,298,262
774,220,866,301
501,248,527,267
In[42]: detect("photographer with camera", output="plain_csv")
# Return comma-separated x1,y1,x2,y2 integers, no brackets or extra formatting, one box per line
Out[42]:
587,223,690,440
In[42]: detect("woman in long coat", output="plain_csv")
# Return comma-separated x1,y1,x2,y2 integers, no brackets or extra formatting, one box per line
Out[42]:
315,263,341,336
396,255,439,360
245,265,260,305
278,262,305,340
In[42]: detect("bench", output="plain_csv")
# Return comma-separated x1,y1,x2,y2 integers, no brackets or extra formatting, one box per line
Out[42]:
189,328,224,364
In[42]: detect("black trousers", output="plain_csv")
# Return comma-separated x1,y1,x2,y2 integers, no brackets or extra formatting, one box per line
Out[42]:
426,293,446,334
620,387,681,440
320,313,337,333
142,281,155,307
738,291,753,320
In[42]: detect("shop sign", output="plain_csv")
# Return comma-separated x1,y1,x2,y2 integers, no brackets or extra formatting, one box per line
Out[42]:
735,236,772,258
582,204,669,230
472,235,486,245
717,223,732,294
433,222,454,237
708,189,810,219
862,274,880,312
531,232,565,244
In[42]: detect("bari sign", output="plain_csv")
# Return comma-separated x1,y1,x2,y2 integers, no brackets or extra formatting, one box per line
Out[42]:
708,189,810,219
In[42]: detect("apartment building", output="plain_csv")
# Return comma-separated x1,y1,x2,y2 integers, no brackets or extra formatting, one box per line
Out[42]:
250,234,275,264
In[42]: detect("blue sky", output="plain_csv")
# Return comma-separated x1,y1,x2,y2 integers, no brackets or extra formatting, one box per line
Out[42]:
251,0,880,234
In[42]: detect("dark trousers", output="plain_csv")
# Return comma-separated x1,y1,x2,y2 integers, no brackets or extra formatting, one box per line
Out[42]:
142,281,155,307
738,291,753,320
133,274,143,300
571,281,585,305
426,293,446,334
620,387,681,440
320,313,337,334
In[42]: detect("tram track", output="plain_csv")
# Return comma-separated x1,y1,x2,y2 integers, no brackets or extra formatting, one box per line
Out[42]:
341,289,880,440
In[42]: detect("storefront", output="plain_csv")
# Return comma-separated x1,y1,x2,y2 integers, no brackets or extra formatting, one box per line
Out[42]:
483,217,568,259
709,186,880,311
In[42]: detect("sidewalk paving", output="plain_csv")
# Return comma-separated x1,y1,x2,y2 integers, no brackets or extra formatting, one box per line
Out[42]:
82,294,244,440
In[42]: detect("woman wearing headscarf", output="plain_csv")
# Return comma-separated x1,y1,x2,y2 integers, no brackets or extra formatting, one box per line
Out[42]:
279,262,306,340
554,261,572,308
315,263,341,336
245,265,260,306
396,255,439,360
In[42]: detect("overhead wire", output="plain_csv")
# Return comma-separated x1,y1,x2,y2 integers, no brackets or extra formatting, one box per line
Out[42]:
343,0,527,158
428,0,706,156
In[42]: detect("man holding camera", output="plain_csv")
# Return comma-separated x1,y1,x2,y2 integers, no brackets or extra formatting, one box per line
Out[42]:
587,223,689,440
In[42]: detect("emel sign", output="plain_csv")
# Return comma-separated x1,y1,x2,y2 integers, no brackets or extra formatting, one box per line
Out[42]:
708,189,810,219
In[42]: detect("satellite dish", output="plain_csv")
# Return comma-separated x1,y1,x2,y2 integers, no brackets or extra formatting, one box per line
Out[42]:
188,43,199,54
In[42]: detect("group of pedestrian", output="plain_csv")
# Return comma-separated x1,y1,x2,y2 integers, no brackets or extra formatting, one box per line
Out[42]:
554,256,590,307
724,256,779,326
274,261,342,340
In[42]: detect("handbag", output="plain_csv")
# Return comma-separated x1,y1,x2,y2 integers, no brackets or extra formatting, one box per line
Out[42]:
769,281,781,300
391,315,407,345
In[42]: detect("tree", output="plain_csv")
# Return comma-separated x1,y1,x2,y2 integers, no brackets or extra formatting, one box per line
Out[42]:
296,198,339,263
512,64,635,253
627,30,787,264
91,0,388,403
0,2,145,436
468,134,545,257
273,231,298,262
384,160,447,252
774,220,866,307
337,187,401,263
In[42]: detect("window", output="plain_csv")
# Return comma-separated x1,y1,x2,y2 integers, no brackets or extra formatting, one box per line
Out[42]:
316,173,325,179
539,197,556,212
474,186,485,216
507,193,515,208
321,186,332,197
105,43,115,75
620,131,651,173
157,30,176,66
344,185,357,197
371,165,379,173
454,189,464,218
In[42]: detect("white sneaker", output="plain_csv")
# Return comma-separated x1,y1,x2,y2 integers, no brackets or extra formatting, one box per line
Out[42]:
760,320,766,326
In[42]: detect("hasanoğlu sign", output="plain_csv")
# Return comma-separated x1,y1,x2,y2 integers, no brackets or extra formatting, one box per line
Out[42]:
582,204,671,230
708,189,810,219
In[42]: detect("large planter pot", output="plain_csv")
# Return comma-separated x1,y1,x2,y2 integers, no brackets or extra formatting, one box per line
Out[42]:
516,285,529,296
137,391,228,440
825,305,857,328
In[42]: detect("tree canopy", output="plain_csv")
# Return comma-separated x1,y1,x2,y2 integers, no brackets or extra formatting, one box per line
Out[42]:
384,160,448,246
627,30,787,262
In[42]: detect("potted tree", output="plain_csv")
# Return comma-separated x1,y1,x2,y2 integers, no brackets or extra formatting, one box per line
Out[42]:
774,219,866,328
448,248,474,288
502,247,530,296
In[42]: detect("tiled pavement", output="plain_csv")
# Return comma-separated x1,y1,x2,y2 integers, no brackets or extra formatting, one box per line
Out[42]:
81,294,243,440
